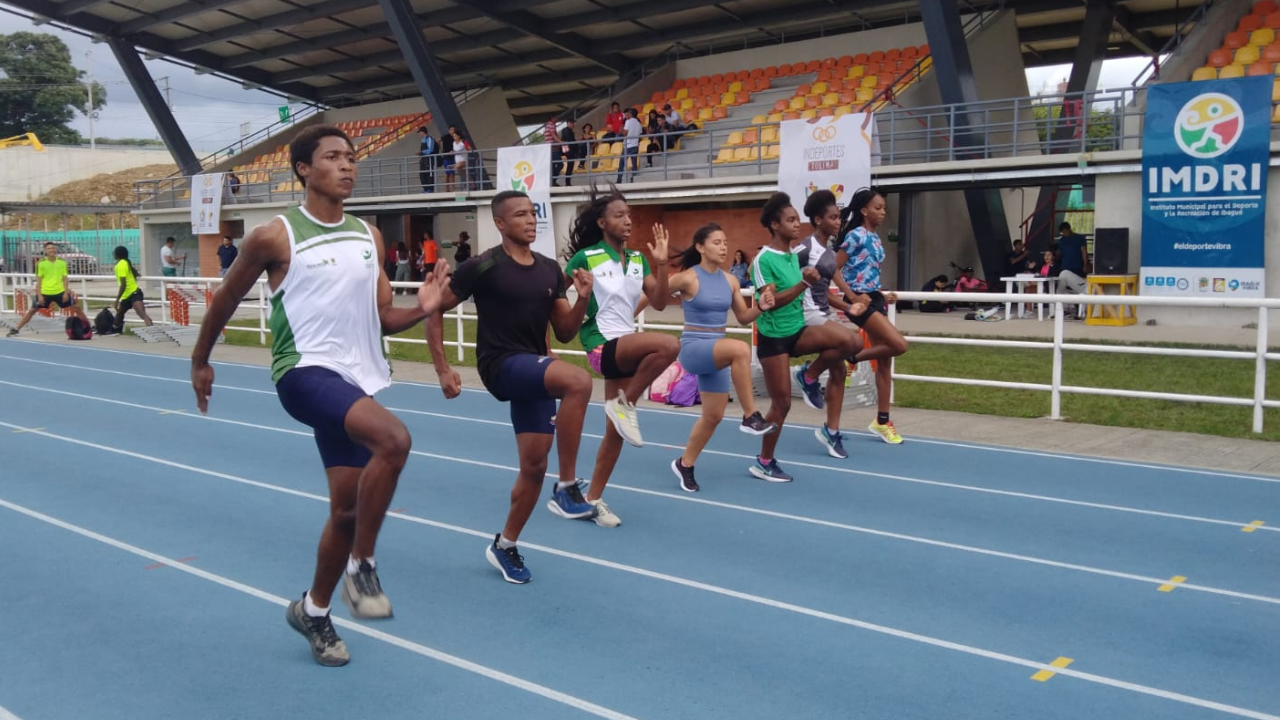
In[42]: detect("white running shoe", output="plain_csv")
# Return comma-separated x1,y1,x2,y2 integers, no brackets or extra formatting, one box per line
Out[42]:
604,390,644,447
589,499,621,528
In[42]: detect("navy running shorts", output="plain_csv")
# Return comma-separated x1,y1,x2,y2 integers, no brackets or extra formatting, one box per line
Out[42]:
276,365,372,468
491,353,558,435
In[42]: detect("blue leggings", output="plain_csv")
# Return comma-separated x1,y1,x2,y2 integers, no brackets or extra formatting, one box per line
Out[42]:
678,332,730,394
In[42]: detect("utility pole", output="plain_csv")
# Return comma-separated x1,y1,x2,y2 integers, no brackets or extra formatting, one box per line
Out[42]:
85,48,95,149
159,76,172,110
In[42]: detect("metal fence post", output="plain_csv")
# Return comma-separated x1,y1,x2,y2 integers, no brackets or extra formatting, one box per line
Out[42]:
455,306,464,362
1254,305,1268,433
1051,302,1064,419
160,278,169,324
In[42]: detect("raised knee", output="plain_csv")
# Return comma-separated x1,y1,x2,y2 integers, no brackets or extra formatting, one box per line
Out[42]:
892,336,909,356
568,368,593,396
660,335,680,360
382,423,412,464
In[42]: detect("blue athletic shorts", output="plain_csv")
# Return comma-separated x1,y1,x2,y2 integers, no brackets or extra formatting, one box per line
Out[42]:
276,366,372,468
678,332,730,394
490,354,558,435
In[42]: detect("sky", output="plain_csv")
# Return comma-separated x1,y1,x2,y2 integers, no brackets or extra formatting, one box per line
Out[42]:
0,10,1156,154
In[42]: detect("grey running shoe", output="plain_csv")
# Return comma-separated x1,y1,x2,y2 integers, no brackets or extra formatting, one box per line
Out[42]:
5,328,18,337
604,389,644,447
286,597,350,667
340,561,393,619
671,457,700,492
739,411,777,436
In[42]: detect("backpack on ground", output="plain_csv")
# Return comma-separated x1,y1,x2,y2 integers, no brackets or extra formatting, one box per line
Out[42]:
666,373,701,407
648,361,686,403
94,308,115,335
65,316,93,341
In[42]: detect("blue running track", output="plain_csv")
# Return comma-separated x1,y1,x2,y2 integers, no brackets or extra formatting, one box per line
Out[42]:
0,340,1277,720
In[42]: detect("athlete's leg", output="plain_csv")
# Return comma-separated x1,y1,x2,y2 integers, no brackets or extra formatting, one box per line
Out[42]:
857,312,907,416
309,465,361,608
609,332,680,405
131,298,154,326
342,397,412,560
794,322,862,384
10,296,41,331
713,337,760,417
680,391,728,467
757,353,792,460
504,432,554,542
586,377,627,502
541,359,592,486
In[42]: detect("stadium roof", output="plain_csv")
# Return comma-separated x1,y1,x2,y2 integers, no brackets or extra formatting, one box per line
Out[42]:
0,0,1206,123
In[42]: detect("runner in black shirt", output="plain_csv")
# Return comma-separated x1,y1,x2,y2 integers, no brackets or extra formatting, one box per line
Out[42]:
425,190,595,584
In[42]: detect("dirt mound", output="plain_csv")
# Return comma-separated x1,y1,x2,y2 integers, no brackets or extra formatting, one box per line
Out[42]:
37,163,178,206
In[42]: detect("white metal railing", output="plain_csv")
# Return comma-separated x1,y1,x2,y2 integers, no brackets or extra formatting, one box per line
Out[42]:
6,274,1277,433
887,290,1276,434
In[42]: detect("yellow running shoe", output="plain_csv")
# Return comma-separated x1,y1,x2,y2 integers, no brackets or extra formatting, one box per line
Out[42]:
868,419,903,444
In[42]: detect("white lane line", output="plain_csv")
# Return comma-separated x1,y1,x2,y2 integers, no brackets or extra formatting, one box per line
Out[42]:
2,384,1279,606
5,343,1278,483
0,496,642,720
0,443,1276,720
1,362,1275,536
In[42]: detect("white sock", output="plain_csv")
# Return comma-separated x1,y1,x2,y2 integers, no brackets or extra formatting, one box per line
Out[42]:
346,556,375,575
556,480,575,491
303,591,328,618
496,535,517,550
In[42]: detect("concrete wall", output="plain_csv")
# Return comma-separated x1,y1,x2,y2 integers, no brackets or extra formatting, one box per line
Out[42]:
675,24,927,79
2,145,174,202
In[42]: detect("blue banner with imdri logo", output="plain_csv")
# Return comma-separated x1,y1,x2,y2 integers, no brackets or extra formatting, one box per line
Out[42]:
1140,76,1269,297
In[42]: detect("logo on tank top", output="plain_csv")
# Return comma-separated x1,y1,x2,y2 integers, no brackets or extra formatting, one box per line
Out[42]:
305,257,339,270
363,248,374,268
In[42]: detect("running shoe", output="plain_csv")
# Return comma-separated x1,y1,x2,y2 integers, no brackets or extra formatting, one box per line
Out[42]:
340,560,393,619
5,328,17,337
671,457,700,492
589,498,621,527
739,411,777,436
486,535,531,584
604,389,644,447
748,457,794,483
816,424,848,459
285,596,350,667
547,482,597,519
869,419,904,445
794,363,825,410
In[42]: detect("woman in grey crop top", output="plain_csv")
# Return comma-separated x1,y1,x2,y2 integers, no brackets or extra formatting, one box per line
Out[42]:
665,223,778,493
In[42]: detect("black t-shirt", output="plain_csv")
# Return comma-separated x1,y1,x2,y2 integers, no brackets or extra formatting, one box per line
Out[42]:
450,245,566,392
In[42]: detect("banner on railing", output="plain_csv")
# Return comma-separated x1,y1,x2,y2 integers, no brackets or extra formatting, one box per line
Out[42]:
778,113,876,215
1140,77,1269,298
496,144,555,258
191,172,226,235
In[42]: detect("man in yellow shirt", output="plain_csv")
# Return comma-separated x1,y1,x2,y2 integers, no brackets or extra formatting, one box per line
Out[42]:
7,242,90,337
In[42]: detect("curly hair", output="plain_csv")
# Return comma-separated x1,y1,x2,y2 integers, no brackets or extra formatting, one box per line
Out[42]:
563,183,627,260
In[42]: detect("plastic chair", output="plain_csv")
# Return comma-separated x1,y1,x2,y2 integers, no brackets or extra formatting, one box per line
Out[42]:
1208,48,1233,67
1241,13,1264,32
1256,0,1277,14
1248,60,1275,75
1252,27,1276,46
1219,63,1246,78
1191,66,1218,81
1236,45,1261,65
1226,30,1250,49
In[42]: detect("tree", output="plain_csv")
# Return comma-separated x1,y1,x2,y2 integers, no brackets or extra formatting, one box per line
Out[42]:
0,32,105,144
1033,103,1118,153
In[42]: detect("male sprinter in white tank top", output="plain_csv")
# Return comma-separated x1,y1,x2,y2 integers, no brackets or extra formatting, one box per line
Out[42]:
190,124,449,667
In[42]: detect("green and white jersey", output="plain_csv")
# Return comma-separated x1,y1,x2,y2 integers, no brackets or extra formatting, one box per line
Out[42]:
269,206,390,395
565,241,650,352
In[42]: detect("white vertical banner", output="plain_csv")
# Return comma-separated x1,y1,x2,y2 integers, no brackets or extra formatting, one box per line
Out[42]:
191,172,225,234
778,113,876,214
496,144,555,258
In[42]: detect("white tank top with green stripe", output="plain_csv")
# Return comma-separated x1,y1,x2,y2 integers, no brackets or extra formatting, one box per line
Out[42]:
270,206,390,395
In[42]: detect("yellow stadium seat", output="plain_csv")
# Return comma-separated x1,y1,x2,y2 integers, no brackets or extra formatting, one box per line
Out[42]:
1251,28,1276,45
822,92,839,107
642,103,654,115
1237,45,1262,64
766,112,783,123
676,88,689,99
800,109,817,120
861,75,878,88
713,147,735,164
732,146,759,162
698,107,714,121
722,92,736,105
1220,63,1246,78
761,126,778,143
846,65,865,79
727,131,743,146
812,81,827,94
1273,78,1280,100
728,81,743,92
789,96,805,111
751,114,767,125
1273,103,1280,122
834,106,852,117
855,88,874,102
1191,66,1218,81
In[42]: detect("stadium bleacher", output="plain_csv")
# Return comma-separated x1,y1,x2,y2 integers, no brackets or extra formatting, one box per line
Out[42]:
1190,0,1280,120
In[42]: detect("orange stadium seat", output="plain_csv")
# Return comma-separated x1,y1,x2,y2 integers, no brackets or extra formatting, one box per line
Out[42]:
1225,31,1249,49
868,50,885,63
1256,0,1277,14
805,60,820,72
853,52,869,64
837,55,854,67
1209,49,1233,67
1263,43,1280,62
1267,12,1280,28
885,48,900,62
1248,60,1275,75
902,45,919,60
1241,13,1264,32
765,65,779,77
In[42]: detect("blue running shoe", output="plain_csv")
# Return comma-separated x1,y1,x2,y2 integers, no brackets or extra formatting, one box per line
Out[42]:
794,363,824,410
486,535,531,584
748,457,794,483
547,482,597,519
816,424,848,459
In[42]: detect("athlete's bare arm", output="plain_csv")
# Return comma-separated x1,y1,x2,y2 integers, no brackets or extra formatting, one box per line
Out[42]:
424,270,463,399
191,218,291,413
550,269,593,342
641,223,670,311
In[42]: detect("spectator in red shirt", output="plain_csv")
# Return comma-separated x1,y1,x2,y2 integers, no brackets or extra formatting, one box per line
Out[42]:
605,102,624,139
